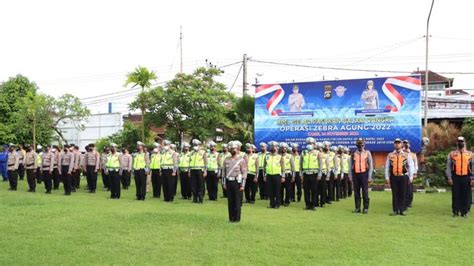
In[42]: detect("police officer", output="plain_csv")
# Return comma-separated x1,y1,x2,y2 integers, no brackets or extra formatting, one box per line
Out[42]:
280,142,294,206
41,145,54,194
134,141,150,200
24,144,38,192
340,147,351,199
161,140,178,202
170,143,179,196
206,141,219,201
59,145,75,196
120,148,133,190
302,144,319,211
385,138,414,216
446,136,474,217
349,138,374,214
17,144,26,181
334,146,343,201
264,141,285,209
150,142,162,198
35,145,43,184
222,141,247,223
72,145,81,191
7,144,20,190
402,140,418,208
318,142,331,207
101,147,111,191
291,143,302,202
83,144,100,193
218,143,231,198
327,145,338,204
106,143,121,199
52,145,60,190
256,143,268,200
189,139,207,203
244,143,259,204
179,142,191,199
0,144,8,182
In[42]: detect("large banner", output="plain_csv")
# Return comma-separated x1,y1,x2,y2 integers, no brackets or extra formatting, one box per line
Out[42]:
254,76,422,152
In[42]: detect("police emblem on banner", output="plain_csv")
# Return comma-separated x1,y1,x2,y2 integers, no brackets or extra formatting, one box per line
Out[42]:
324,85,332,99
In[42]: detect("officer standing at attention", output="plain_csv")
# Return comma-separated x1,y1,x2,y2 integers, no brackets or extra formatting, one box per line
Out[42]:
7,144,20,191
340,147,351,199
41,145,54,194
264,141,285,209
134,141,150,201
178,142,191,199
256,143,268,200
189,139,207,203
290,143,302,202
17,144,26,181
72,145,81,192
385,138,414,216
160,140,178,202
244,143,259,204
83,144,100,193
0,144,9,182
206,141,219,201
119,148,133,190
317,142,331,208
280,142,294,206
446,136,474,218
150,142,162,198
349,138,374,214
24,144,38,192
218,143,231,199
35,145,43,184
52,146,60,190
222,141,247,223
403,140,418,208
101,147,111,191
301,144,319,211
59,145,75,196
106,143,121,199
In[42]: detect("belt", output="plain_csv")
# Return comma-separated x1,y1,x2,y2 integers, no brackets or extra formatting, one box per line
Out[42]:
305,171,316,175
161,166,174,170
61,164,70,167
26,163,34,167
226,176,238,181
107,168,119,171
285,170,292,174
8,164,14,166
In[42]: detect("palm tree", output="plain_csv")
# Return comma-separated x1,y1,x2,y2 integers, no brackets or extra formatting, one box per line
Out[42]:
226,95,254,143
125,66,157,141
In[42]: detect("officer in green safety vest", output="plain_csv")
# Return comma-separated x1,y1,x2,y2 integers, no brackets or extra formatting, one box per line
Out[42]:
218,143,231,198
244,143,259,204
318,142,331,207
206,141,219,201
290,143,302,202
105,143,121,199
169,143,179,197
179,142,191,200
36,145,43,184
327,144,338,204
334,146,343,201
150,142,162,198
279,142,294,207
340,146,351,199
256,142,268,200
189,139,207,203
264,141,285,209
161,140,178,202
133,141,150,201
302,144,319,210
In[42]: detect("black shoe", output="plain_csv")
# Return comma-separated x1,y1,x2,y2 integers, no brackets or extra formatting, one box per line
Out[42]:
284,203,289,207
452,212,459,217
64,193,71,196
274,206,280,209
250,201,255,204
45,191,51,194
399,212,406,216
390,212,398,216
310,207,316,211
326,201,332,205
8,188,13,191
461,213,468,218
353,209,361,213
268,206,274,209
362,209,368,214
407,204,412,208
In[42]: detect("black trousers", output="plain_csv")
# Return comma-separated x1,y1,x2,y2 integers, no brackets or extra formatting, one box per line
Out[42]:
267,174,282,208
180,170,191,199
206,171,218,200
318,174,327,207
390,175,408,213
335,175,342,201
406,182,414,207
162,169,174,202
452,175,472,215
190,169,204,202
72,170,80,190
86,166,98,192
134,169,147,200
151,169,161,198
258,169,267,199
244,173,258,202
42,170,52,192
303,173,318,209
280,173,292,205
327,172,335,202
52,168,60,189
109,170,121,199
292,172,302,201
102,169,110,189
26,168,36,191
36,167,43,184
341,173,349,199
226,180,242,222
8,170,18,190
353,172,370,210
18,164,25,180
62,166,72,195
121,170,131,189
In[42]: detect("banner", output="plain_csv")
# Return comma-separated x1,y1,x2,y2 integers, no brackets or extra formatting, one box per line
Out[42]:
254,76,422,152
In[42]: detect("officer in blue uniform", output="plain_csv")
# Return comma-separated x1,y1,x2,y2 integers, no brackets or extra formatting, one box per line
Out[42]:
0,144,9,182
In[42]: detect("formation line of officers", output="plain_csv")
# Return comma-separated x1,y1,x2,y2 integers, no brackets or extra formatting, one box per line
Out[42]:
1,135,472,222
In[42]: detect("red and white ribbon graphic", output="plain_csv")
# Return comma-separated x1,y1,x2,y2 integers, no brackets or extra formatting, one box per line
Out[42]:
381,76,421,112
255,84,285,116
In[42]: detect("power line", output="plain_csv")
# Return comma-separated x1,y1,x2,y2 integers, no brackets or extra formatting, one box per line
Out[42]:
228,63,243,92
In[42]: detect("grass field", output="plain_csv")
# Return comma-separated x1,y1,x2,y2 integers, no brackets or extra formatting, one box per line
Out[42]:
0,178,473,265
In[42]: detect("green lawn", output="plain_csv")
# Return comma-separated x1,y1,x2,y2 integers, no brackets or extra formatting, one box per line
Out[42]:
0,178,472,265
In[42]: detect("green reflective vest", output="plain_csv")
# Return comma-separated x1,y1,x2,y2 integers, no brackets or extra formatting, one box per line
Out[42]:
208,152,218,171
247,153,258,174
190,150,205,169
283,153,292,171
179,152,190,169
320,152,329,171
258,152,267,169
329,151,335,169
106,153,120,169
302,152,319,170
341,154,350,173
150,153,161,169
293,154,301,172
265,154,282,175
161,152,174,168
134,153,146,169
36,153,42,166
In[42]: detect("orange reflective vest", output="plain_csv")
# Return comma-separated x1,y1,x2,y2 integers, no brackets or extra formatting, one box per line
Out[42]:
450,150,472,176
388,152,408,176
352,151,369,174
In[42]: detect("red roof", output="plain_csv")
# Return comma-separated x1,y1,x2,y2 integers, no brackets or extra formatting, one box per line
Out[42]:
412,70,453,87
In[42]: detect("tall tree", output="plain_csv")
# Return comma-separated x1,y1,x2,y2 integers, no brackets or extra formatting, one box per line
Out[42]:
124,66,157,141
225,95,255,144
50,94,90,144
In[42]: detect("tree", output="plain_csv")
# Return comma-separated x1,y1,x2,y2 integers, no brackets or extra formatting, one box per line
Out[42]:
124,66,157,141
225,95,255,144
422,120,460,155
50,94,90,145
95,122,153,152
461,118,474,149
130,67,234,144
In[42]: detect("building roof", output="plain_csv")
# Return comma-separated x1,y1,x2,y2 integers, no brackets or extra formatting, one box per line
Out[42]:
412,70,454,87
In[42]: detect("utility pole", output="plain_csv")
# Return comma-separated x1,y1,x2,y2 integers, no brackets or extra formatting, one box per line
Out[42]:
180,25,183,74
243,54,248,95
424,0,435,128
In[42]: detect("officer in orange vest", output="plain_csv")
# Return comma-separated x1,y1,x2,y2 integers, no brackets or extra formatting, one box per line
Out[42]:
385,138,414,216
446,136,474,217
348,138,373,214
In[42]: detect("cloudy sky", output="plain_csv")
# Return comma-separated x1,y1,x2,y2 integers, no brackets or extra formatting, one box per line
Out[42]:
1,0,473,113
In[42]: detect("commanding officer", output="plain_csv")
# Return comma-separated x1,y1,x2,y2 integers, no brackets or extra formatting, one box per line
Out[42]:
318,142,331,208
446,136,474,218
24,145,38,192
222,141,247,223
403,140,418,208
119,148,133,190
41,145,54,194
105,143,121,199
280,142,294,206
256,143,268,200
244,143,259,204
189,139,207,203
84,144,100,193
301,144,319,211
291,143,302,202
178,142,191,199
264,141,285,209
218,143,231,198
150,142,162,198
59,145,75,196
134,141,150,201
385,138,414,216
349,138,374,214
206,141,219,201
160,140,178,202
7,144,20,191
340,147,351,199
